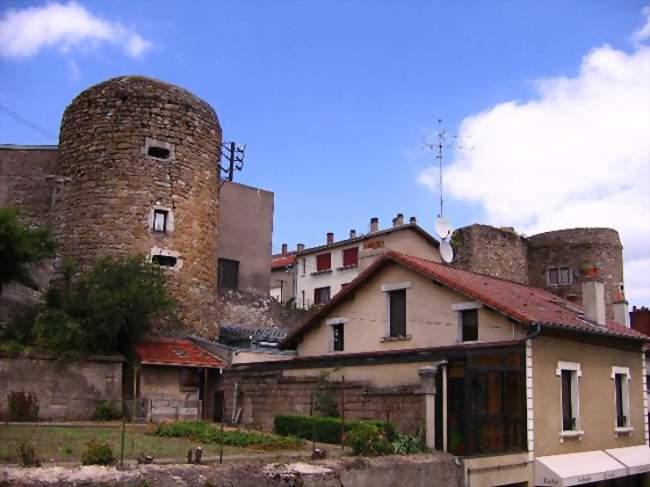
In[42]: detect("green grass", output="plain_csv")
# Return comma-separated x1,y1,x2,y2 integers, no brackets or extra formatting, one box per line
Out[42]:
0,424,257,464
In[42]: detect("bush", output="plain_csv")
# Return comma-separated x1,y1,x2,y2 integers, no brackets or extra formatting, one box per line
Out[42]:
93,401,121,421
7,391,39,422
34,308,84,358
152,421,303,450
345,422,392,456
392,431,427,455
273,415,396,445
81,440,114,465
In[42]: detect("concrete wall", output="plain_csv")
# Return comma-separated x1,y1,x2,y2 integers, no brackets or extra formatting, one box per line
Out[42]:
295,226,441,309
0,355,123,420
217,181,274,295
297,262,525,357
532,334,646,456
138,365,209,421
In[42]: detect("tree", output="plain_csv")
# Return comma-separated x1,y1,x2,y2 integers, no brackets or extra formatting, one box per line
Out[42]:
0,208,55,294
5,254,176,355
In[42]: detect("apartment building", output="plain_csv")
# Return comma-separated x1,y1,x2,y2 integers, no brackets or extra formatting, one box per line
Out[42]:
294,214,441,309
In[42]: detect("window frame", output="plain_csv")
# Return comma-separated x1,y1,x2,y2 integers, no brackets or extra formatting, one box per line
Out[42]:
547,266,572,286
556,361,582,436
153,209,169,233
314,286,331,305
316,253,332,272
388,289,407,337
460,309,479,343
327,318,347,352
342,247,359,268
611,366,632,431
218,258,240,290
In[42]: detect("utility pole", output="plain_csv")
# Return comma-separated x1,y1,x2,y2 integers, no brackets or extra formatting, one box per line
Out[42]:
219,142,246,181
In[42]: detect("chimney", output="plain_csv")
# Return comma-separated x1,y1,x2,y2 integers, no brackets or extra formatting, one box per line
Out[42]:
613,299,630,327
327,232,334,245
297,243,305,252
350,229,357,239
392,213,404,227
409,216,417,224
281,243,288,255
370,217,379,233
582,278,606,326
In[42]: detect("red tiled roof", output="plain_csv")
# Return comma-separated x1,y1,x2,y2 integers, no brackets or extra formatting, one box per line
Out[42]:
134,337,225,368
281,251,647,348
271,254,295,269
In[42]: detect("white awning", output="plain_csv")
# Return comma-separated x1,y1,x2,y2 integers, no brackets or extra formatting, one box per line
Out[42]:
605,445,650,476
535,450,627,486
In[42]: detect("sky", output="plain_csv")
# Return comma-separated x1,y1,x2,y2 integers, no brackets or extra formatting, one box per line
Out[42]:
1,1,649,304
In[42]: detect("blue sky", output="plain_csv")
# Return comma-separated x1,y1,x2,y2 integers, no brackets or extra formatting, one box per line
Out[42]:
1,1,649,302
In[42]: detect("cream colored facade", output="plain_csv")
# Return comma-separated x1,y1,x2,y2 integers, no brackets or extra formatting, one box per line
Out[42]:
532,335,646,456
297,262,524,357
295,226,441,309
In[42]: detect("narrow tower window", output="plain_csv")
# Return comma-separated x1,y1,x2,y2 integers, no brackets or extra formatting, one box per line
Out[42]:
147,146,171,159
153,209,169,233
152,255,178,267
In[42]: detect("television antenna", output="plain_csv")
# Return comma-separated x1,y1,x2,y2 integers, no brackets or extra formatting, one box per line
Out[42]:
423,118,473,263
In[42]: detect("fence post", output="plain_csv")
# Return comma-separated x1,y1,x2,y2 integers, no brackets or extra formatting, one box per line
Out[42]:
311,390,316,453
340,376,345,449
120,401,126,469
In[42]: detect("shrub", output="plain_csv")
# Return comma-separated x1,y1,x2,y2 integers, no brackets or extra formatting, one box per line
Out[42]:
152,421,303,450
81,440,114,465
345,422,392,456
34,308,84,357
392,431,428,455
19,442,41,467
93,401,121,421
314,389,339,418
273,415,395,445
7,391,39,422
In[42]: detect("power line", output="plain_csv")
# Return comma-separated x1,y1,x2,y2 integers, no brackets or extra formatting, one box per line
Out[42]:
0,103,58,141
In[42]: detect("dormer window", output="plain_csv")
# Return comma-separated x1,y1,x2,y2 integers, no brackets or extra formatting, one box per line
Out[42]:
153,209,168,233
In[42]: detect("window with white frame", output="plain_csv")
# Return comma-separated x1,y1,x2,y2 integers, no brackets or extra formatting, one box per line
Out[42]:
548,266,572,286
557,361,581,433
612,366,631,429
452,302,481,342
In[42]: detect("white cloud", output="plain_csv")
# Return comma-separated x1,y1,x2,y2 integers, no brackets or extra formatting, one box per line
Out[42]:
0,1,152,59
633,6,650,45
417,13,650,304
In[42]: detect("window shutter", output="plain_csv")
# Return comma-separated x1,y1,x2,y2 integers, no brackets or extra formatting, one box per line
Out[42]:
343,247,358,267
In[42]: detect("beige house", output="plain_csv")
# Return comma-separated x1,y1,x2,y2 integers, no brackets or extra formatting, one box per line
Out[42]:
294,214,440,309
271,251,650,487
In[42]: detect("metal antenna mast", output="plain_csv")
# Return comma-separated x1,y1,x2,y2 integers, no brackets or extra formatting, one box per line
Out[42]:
423,119,451,218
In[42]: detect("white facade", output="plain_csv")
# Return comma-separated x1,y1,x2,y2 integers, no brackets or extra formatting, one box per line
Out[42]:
296,243,360,308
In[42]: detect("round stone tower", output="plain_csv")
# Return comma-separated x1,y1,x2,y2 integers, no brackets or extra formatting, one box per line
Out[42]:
527,228,624,319
55,76,221,330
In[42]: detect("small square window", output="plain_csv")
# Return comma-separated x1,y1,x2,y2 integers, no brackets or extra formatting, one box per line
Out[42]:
152,254,177,267
460,309,478,342
153,209,168,233
314,286,330,305
148,146,171,159
548,267,571,286
332,323,344,351
316,253,331,271
180,368,200,391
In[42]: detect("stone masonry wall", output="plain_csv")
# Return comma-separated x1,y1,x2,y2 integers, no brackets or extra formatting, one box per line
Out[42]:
527,228,624,320
54,76,222,333
452,224,529,284
218,368,425,435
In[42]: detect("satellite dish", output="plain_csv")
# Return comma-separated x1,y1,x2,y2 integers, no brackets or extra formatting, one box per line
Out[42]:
435,217,453,239
440,240,454,263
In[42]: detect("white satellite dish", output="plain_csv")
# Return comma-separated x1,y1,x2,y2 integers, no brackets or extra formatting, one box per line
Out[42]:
440,239,454,263
435,217,453,239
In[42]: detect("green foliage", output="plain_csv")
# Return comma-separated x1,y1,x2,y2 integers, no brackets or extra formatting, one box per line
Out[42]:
273,415,395,445
0,208,55,292
61,445,73,455
391,431,428,455
344,422,392,456
7,391,39,422
18,441,41,467
314,389,339,418
81,440,115,465
93,401,122,421
152,421,303,450
3,254,174,355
